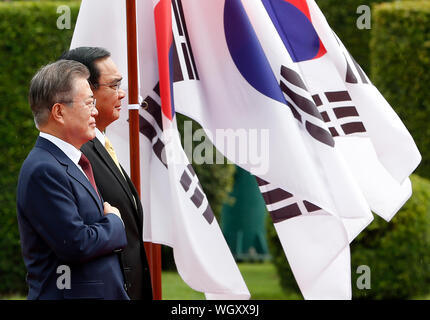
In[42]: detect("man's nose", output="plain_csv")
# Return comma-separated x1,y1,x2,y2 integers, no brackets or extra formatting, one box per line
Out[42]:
91,107,99,116
118,88,126,100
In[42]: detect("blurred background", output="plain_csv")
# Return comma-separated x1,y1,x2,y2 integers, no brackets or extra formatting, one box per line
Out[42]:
0,0,429,300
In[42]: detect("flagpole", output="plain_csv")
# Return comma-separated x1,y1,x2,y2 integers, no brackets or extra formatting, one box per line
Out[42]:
125,0,162,300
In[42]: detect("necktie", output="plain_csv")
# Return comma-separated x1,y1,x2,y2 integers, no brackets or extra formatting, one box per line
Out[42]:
78,153,100,198
105,136,137,208
105,136,122,171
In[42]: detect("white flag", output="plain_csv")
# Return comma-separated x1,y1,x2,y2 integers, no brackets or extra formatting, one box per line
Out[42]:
140,0,420,299
71,0,250,300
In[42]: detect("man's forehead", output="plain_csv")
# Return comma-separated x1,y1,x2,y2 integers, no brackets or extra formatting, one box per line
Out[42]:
74,78,93,97
96,57,122,81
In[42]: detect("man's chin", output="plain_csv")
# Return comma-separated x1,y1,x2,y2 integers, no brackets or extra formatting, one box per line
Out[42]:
114,108,121,119
88,130,96,140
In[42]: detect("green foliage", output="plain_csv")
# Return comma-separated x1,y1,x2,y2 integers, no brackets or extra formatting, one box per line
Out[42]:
268,175,430,299
316,0,429,74
371,1,430,179
316,0,389,73
351,175,430,299
161,262,300,300
266,215,302,298
0,1,80,295
2,0,80,2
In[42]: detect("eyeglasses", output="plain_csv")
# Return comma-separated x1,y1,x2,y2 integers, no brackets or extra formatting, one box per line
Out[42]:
60,98,97,111
95,81,122,94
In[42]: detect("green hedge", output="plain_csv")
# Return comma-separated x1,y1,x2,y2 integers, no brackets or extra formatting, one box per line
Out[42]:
316,0,388,73
0,0,80,296
316,0,429,74
351,174,430,299
2,0,67,1
0,1,235,293
371,1,430,180
268,174,430,299
266,215,301,297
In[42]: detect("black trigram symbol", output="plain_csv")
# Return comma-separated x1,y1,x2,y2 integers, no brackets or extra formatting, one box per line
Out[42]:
344,52,369,85
171,0,199,83
139,84,168,168
312,91,367,137
255,176,323,224
180,164,215,224
140,86,214,225
332,31,370,85
279,65,335,148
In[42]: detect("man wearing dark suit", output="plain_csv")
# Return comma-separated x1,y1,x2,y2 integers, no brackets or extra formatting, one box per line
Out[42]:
60,47,153,300
17,60,129,299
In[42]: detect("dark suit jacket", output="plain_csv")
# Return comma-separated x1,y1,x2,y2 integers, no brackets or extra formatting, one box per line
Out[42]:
16,137,129,300
81,138,153,300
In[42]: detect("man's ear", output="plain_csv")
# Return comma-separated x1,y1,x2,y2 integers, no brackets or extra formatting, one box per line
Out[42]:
51,103,65,124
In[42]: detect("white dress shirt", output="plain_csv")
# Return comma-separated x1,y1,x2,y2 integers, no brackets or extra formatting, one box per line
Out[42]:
39,132,87,178
94,128,105,146
39,132,124,224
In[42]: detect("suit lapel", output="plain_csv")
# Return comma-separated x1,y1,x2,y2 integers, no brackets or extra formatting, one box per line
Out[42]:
92,139,137,209
66,163,104,214
121,164,144,228
36,137,104,214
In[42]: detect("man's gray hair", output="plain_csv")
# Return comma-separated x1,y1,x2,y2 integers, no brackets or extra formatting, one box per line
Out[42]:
29,59,90,127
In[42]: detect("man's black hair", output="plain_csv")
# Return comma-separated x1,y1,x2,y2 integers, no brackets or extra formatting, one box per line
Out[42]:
59,47,111,88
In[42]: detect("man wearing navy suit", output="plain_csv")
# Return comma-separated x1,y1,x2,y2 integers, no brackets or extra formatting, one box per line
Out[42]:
16,60,129,299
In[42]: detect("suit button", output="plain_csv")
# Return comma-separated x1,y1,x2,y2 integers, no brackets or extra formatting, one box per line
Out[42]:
124,283,128,291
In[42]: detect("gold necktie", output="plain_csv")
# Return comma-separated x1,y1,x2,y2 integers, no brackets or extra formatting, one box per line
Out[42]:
104,136,122,170
105,136,137,208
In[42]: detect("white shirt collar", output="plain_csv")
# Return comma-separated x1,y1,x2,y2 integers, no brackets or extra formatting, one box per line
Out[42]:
39,132,82,165
95,128,105,146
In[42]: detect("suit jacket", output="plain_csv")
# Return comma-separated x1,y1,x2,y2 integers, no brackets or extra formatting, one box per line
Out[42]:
81,138,153,300
16,137,129,300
